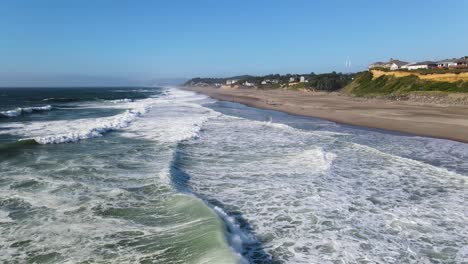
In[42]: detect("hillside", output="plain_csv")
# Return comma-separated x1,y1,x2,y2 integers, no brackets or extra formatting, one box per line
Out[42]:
371,70,468,83
344,70,468,97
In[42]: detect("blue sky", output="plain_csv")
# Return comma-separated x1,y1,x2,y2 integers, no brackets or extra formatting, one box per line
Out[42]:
1,0,467,86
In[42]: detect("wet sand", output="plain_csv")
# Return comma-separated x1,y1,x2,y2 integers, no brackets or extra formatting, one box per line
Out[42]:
183,86,468,143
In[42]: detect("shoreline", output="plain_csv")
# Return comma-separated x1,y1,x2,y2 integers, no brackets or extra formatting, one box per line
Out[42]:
182,86,468,143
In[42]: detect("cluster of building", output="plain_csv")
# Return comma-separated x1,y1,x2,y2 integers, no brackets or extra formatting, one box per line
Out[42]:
261,79,280,85
224,76,306,88
288,76,307,84
369,56,468,71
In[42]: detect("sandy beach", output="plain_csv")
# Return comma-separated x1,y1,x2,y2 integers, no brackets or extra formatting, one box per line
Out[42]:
183,86,468,143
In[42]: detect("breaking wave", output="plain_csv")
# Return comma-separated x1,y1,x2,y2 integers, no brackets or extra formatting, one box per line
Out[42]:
1,105,52,117
108,98,134,103
28,104,151,144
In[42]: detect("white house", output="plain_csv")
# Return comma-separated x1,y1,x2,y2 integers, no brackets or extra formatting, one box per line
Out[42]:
369,59,408,70
261,79,279,85
388,60,409,70
226,79,238,85
406,64,428,70
406,61,437,70
436,59,458,68
300,76,306,83
244,81,255,87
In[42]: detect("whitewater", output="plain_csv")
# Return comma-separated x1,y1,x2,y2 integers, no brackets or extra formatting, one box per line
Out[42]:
0,87,467,263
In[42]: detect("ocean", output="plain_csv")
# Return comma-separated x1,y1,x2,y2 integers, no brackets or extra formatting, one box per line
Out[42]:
0,87,467,263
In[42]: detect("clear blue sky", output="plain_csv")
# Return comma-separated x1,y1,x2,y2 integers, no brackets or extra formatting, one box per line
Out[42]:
1,0,467,86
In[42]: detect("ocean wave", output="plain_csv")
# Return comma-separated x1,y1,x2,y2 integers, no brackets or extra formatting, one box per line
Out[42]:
42,97,80,103
119,90,220,143
0,105,52,117
108,98,134,103
0,139,38,152
212,206,254,264
30,107,150,144
1,89,213,145
0,99,153,144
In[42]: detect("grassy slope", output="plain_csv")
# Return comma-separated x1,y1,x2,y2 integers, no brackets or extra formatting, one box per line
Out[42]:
344,71,468,97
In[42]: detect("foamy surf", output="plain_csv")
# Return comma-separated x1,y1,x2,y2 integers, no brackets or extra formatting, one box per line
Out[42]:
1,86,467,263
0,87,242,264
0,105,52,117
169,103,468,263
10,104,150,144
1,89,217,145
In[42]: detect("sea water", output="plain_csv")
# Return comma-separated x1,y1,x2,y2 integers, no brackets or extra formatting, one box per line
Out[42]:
0,87,466,263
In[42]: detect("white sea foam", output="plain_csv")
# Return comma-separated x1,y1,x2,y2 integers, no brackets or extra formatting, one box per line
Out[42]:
1,99,153,144
108,98,133,103
23,107,148,144
119,89,221,143
0,89,218,145
0,210,13,223
0,105,52,117
175,112,468,263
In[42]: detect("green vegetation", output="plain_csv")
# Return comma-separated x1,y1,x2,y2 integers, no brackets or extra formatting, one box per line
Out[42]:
303,72,353,91
345,71,468,97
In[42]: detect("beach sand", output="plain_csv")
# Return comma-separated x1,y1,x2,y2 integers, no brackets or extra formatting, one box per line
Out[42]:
183,86,468,143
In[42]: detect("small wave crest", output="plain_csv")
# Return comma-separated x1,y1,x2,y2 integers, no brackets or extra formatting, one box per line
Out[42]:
108,98,134,103
1,105,52,117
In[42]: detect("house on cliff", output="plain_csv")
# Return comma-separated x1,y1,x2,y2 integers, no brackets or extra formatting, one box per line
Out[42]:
368,59,409,70
405,61,438,70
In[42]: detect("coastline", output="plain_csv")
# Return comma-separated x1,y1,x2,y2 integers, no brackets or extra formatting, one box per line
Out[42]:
182,86,468,143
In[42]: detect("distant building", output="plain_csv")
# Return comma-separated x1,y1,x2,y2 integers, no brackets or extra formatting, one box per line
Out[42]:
388,60,409,70
368,62,386,69
300,76,306,83
262,79,280,85
243,81,255,87
436,59,458,68
289,77,298,82
261,79,278,85
437,57,468,68
370,56,467,71
226,80,238,85
454,57,468,68
369,59,408,70
406,61,438,70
